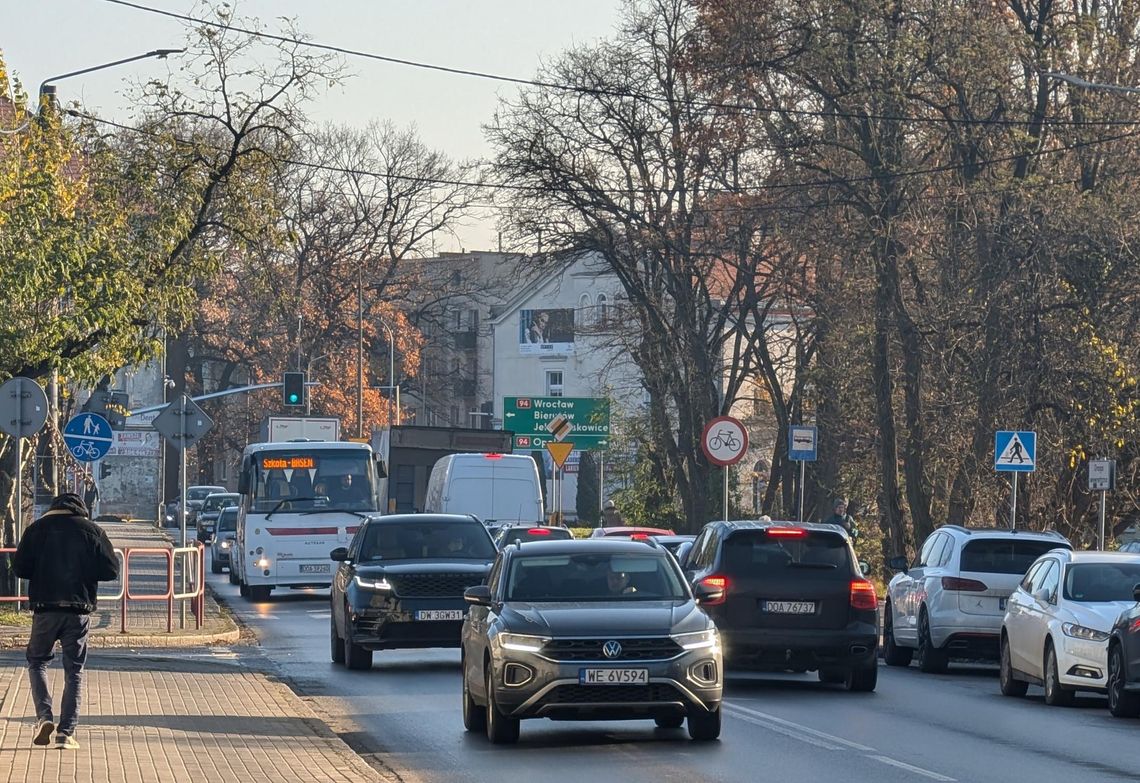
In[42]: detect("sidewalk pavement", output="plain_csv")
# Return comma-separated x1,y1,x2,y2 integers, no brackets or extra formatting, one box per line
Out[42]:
0,651,395,782
1,520,239,649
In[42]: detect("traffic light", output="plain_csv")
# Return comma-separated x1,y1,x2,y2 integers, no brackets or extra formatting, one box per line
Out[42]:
283,372,305,407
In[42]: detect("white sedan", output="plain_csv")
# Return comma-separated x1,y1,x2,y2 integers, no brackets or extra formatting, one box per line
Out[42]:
1000,550,1140,705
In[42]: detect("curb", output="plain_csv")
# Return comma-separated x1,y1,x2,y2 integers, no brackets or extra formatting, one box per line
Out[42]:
0,627,241,649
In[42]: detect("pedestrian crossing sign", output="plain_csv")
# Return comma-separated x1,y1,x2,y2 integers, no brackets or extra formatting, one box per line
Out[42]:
995,431,1036,473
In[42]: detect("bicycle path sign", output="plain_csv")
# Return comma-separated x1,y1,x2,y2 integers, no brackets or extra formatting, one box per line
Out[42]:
701,416,748,466
63,412,113,462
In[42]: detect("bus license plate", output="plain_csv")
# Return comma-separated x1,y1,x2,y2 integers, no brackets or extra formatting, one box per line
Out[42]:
763,600,815,614
299,564,330,574
579,668,649,685
415,610,464,621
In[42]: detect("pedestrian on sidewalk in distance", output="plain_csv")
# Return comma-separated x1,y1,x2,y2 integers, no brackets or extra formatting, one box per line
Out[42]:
601,499,623,528
13,493,119,750
823,498,859,538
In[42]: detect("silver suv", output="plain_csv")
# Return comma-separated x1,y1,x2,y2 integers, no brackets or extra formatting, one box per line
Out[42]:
885,526,1071,672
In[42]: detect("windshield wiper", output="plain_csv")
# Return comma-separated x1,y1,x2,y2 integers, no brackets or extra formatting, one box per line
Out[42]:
300,508,374,519
265,497,317,520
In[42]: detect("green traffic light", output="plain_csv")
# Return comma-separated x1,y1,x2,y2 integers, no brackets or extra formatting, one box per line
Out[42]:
288,394,299,403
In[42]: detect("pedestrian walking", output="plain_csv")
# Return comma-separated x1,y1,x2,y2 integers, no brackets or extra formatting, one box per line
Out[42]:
823,498,859,538
601,499,623,528
13,493,119,749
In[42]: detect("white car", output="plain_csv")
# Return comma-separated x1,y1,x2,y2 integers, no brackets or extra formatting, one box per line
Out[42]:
1000,550,1140,705
885,526,1069,672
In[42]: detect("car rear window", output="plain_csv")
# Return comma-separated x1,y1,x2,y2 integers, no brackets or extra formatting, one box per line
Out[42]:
722,530,852,576
960,539,1067,575
357,521,495,561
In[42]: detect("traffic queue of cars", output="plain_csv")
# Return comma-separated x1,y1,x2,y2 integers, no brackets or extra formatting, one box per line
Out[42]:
884,526,1140,720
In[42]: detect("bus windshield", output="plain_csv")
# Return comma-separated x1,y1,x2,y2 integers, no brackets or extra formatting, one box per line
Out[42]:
252,450,377,513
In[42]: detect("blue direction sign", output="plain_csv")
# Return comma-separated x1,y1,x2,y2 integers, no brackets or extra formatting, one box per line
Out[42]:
995,430,1036,472
63,412,113,462
788,425,818,462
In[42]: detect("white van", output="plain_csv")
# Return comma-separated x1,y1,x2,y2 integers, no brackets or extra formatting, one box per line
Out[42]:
423,453,544,524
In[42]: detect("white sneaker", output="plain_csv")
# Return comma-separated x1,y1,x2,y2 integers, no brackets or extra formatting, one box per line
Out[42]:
32,720,54,746
55,734,80,750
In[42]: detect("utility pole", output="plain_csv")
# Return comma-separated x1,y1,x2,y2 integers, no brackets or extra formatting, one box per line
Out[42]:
357,263,364,439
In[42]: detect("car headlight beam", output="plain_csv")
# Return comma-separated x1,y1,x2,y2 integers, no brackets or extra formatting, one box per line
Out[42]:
495,632,550,653
1062,622,1109,642
673,629,720,650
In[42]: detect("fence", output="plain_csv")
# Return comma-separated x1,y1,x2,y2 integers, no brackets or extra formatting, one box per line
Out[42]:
0,542,205,634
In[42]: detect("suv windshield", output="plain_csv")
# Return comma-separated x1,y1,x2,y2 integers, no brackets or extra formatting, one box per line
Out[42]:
723,530,852,575
1063,562,1140,602
202,495,237,513
357,521,495,561
961,539,1066,575
188,487,223,501
505,553,687,602
217,509,238,533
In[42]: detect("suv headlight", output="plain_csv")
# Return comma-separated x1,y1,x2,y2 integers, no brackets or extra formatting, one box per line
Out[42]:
353,576,393,592
672,629,720,651
1062,623,1109,642
495,632,550,653
220,540,231,549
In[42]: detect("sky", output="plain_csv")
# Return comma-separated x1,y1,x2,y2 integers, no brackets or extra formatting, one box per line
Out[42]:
1,0,624,252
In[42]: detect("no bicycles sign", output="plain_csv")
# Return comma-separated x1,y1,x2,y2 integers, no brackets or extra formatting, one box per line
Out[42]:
701,416,748,467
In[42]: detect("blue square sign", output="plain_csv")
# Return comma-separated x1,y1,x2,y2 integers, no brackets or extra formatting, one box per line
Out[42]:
788,426,818,462
994,431,1036,473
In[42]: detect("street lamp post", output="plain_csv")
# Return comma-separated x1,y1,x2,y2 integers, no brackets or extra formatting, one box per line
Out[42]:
378,319,400,426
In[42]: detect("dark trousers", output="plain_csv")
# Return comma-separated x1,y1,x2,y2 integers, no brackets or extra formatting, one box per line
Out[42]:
26,611,90,736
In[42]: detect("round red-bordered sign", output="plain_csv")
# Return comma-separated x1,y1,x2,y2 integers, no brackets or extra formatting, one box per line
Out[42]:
701,416,748,466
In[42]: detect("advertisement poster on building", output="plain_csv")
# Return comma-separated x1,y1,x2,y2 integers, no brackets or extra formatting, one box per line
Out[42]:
519,309,575,355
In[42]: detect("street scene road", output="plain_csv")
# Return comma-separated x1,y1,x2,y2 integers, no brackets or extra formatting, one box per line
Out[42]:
209,558,1139,783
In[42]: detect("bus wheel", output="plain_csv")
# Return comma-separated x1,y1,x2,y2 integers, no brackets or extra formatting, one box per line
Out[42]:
248,585,272,602
239,581,249,598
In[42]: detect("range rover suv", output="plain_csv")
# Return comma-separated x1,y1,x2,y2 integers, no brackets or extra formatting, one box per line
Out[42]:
462,538,723,744
330,514,496,670
682,519,878,691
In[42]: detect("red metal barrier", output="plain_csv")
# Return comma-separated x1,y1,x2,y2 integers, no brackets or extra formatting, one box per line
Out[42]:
1,544,205,634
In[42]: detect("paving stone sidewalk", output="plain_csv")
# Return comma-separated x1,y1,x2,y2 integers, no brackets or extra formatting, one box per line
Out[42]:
1,520,238,648
0,652,394,782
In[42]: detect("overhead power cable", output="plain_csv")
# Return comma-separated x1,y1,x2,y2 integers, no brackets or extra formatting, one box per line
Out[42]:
98,0,1140,130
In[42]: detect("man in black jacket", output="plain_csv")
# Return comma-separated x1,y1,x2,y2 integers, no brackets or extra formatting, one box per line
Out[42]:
14,493,119,749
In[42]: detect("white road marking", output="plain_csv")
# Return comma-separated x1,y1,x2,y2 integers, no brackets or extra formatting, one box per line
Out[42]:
870,755,956,782
724,701,956,781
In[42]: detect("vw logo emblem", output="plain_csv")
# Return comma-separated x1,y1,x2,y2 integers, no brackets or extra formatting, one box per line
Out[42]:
602,640,623,659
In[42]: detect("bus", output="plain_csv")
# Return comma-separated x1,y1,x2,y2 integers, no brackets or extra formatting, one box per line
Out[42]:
232,440,383,601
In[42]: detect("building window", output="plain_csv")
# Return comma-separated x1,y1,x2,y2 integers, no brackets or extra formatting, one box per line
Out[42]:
596,293,609,324
578,293,593,326
546,370,564,397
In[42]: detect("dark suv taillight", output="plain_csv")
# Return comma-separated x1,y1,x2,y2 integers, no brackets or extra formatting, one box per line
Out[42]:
700,575,728,606
850,579,877,610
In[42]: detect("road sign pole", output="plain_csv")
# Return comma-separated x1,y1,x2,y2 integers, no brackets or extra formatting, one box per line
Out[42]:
1010,472,1018,530
723,466,729,522
798,460,806,523
15,434,23,608
179,396,187,630
1098,490,1107,550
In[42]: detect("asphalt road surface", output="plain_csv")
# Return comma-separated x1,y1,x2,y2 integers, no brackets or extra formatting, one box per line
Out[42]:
207,555,1140,783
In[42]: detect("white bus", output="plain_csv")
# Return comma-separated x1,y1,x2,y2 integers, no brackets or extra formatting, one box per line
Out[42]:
232,440,383,601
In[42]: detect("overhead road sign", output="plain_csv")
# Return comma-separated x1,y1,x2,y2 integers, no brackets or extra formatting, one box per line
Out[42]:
63,413,113,462
994,431,1036,472
788,425,818,462
702,416,748,467
153,395,214,450
504,396,610,450
0,377,49,438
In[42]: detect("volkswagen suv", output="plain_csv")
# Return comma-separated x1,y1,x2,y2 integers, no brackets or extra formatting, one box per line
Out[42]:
461,538,723,744
886,526,1070,672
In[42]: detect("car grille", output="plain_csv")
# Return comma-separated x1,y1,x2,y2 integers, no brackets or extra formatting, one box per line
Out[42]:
540,637,683,661
387,573,482,598
546,684,683,704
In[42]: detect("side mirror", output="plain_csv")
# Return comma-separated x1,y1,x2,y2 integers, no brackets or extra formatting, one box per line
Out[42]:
465,585,493,607
674,542,693,565
1032,588,1051,604
859,560,871,575
693,581,725,605
1133,583,1140,603
330,547,349,562
888,555,908,573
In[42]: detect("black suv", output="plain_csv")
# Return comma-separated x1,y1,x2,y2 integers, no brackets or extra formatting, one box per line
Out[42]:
461,539,723,744
1107,583,1140,718
330,514,496,670
683,520,879,691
